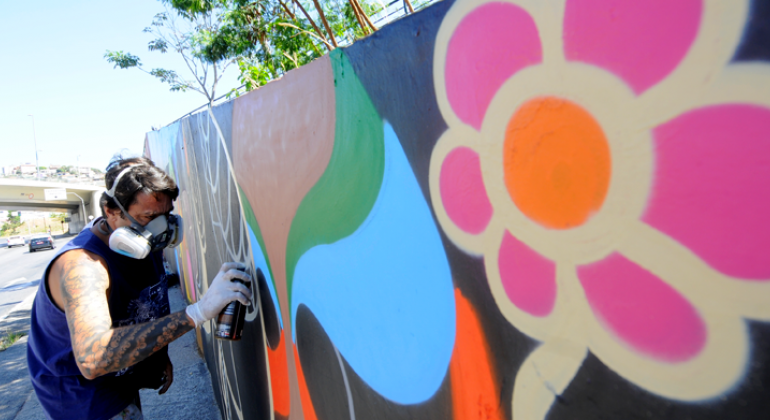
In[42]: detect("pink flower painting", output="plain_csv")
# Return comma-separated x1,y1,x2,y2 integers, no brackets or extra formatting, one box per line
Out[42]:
429,0,770,418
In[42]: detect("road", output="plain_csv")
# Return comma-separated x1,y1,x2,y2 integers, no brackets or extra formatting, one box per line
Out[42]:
0,236,75,320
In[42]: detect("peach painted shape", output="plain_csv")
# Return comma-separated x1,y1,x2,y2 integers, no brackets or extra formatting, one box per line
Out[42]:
445,2,542,130
232,55,336,420
504,97,611,230
498,231,557,317
564,0,702,95
644,104,770,280
268,331,290,417
578,253,706,363
440,147,493,234
450,288,504,420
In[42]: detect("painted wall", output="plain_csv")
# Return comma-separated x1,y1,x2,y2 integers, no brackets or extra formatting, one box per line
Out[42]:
145,0,770,418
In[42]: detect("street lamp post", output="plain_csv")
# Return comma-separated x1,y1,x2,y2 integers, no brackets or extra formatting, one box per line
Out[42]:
77,155,81,178
27,115,39,178
67,192,87,231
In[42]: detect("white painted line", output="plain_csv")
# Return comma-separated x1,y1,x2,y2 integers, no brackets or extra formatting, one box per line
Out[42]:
0,290,37,322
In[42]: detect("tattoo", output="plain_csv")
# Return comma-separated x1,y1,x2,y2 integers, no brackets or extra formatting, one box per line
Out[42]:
59,254,193,379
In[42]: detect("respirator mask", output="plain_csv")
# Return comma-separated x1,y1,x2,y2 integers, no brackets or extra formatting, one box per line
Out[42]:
102,166,184,259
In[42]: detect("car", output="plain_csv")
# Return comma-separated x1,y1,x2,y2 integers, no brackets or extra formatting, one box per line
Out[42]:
29,234,55,252
6,235,24,248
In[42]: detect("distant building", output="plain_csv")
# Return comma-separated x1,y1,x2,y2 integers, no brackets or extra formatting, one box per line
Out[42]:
20,164,36,174
76,167,94,177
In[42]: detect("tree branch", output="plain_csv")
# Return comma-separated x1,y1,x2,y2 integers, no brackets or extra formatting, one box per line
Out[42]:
348,0,369,35
291,0,333,51
352,0,378,31
277,0,297,20
275,22,334,49
310,0,338,47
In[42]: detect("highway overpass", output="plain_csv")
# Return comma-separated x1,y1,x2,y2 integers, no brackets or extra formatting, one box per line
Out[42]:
0,178,104,233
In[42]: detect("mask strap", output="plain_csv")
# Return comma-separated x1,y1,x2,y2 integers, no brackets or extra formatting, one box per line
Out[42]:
113,198,144,229
97,218,113,235
106,167,133,198
105,166,148,236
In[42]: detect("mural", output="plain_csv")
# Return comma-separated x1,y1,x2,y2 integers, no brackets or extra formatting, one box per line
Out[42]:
145,0,770,419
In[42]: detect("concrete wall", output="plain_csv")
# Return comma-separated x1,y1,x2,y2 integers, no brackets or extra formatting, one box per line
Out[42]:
145,0,770,419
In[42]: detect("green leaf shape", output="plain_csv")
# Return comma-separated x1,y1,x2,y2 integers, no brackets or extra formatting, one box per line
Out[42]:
285,49,384,314
239,186,275,290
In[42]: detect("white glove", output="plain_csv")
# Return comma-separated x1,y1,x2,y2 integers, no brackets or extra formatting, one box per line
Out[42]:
186,262,253,327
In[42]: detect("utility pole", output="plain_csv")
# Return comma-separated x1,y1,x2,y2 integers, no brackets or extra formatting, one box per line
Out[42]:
27,115,39,178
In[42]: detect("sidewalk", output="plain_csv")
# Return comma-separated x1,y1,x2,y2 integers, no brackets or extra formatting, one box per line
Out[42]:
0,285,222,420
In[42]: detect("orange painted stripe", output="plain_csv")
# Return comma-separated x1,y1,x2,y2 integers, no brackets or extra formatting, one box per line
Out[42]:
268,330,291,417
293,344,319,420
450,288,504,420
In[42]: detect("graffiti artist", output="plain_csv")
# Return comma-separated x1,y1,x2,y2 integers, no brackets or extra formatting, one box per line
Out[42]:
26,157,252,420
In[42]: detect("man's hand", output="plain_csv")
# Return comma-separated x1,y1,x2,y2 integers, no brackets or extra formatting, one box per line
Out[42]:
158,359,174,395
186,262,253,327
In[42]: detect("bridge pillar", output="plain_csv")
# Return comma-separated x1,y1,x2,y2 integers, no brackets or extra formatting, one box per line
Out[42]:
68,210,84,234
89,190,102,221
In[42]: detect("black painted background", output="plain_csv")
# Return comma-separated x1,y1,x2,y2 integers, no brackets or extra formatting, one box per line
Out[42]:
177,109,271,420
298,0,770,419
161,0,770,418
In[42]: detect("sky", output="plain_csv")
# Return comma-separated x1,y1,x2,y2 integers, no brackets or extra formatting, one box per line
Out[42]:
0,0,241,171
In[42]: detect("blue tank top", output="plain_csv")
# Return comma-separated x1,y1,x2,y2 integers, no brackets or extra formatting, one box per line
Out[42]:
27,222,170,420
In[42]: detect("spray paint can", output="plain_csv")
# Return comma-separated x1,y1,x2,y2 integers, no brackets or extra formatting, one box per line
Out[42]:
214,267,249,341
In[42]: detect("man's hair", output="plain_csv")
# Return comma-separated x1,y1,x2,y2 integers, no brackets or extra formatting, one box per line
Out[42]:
100,156,179,218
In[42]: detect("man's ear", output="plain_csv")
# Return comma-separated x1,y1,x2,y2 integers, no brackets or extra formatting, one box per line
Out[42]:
104,205,122,220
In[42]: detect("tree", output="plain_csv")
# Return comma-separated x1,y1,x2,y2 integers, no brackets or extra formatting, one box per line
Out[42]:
105,2,235,103
199,0,383,90
1,211,22,236
106,0,387,96
51,213,67,233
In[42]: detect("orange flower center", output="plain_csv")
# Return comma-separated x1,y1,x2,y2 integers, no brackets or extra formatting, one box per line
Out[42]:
504,97,611,229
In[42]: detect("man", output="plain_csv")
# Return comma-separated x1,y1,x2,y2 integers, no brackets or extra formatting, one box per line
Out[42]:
27,157,252,420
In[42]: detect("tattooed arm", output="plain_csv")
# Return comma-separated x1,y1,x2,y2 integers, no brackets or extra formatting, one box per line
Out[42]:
50,249,194,380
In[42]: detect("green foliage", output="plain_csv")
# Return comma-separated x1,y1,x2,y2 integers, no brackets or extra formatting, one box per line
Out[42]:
104,50,142,69
202,0,387,91
106,3,234,102
149,68,192,92
51,213,67,224
108,0,389,98
167,0,215,18
56,165,78,174
0,330,25,352
1,211,22,235
194,0,324,90
148,38,169,53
